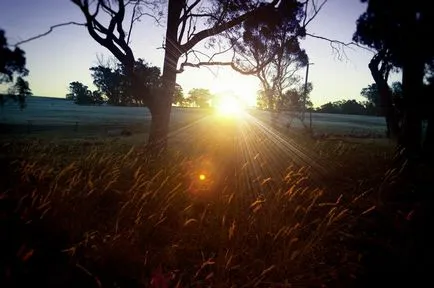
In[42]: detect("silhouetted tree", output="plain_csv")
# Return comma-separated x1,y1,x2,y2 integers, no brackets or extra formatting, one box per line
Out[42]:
316,99,368,115
7,77,32,110
354,0,434,158
361,81,404,119
0,29,28,84
90,65,124,105
278,83,312,111
71,0,326,151
66,81,102,105
228,1,308,110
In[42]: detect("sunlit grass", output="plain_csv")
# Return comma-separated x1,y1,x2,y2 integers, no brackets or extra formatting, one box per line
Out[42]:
0,114,397,287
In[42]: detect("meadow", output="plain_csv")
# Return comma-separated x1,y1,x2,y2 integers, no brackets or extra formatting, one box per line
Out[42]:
0,98,427,287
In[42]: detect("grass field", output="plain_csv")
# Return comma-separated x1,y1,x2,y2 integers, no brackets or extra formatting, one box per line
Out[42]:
1,104,431,287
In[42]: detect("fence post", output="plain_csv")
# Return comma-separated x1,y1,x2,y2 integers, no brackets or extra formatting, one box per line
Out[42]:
27,120,32,134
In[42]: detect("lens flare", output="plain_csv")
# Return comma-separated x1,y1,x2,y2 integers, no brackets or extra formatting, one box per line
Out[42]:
216,95,245,117
199,174,206,181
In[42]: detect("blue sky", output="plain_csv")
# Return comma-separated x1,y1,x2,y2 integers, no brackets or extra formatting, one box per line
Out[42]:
0,0,400,107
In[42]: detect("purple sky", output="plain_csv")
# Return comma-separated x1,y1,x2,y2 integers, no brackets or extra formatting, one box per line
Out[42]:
0,0,400,107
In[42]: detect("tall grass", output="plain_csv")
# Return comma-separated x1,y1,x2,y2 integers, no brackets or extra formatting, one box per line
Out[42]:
1,136,396,287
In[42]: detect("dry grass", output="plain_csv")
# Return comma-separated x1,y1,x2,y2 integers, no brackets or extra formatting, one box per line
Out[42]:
0,122,400,287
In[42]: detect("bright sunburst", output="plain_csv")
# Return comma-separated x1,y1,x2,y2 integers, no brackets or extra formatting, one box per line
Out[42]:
216,95,245,117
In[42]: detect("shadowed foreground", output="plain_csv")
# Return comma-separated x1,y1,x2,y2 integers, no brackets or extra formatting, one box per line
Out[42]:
0,111,430,287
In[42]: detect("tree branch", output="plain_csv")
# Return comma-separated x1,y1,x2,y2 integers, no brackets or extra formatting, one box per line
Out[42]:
12,22,86,47
305,32,376,60
180,0,279,54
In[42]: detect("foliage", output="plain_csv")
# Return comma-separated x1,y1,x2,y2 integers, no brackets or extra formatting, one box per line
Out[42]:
360,82,403,116
172,84,186,106
228,0,307,110
280,82,313,111
0,29,28,84
5,76,33,110
187,88,214,108
66,81,103,105
353,0,433,68
316,99,371,115
0,29,31,110
90,59,161,106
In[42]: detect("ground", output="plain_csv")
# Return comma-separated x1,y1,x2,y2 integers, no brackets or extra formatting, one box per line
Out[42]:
0,100,431,287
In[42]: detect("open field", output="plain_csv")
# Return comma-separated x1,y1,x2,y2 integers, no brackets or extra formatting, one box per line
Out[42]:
1,97,430,287
1,96,387,137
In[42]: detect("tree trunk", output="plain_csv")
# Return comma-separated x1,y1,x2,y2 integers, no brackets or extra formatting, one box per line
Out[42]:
423,113,433,164
146,0,182,152
401,58,425,159
368,55,400,139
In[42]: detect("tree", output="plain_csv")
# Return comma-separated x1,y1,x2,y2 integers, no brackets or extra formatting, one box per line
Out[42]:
280,82,312,111
188,88,213,108
1,29,31,110
71,0,326,151
90,59,161,106
172,84,185,106
316,99,368,115
0,29,28,84
7,76,33,110
353,0,434,158
360,82,403,119
91,90,105,105
66,81,98,105
360,83,380,113
90,64,124,105
228,1,308,111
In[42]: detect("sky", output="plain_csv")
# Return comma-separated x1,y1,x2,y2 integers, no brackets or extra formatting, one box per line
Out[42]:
0,0,400,107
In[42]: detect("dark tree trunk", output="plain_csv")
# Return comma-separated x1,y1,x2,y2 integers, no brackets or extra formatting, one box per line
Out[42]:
401,57,425,159
423,113,434,164
368,54,400,139
146,0,183,152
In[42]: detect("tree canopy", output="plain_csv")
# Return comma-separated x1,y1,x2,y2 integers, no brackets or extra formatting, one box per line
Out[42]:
0,29,28,84
187,88,213,108
66,81,104,105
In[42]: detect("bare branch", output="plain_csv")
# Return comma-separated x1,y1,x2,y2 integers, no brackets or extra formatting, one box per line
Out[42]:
305,32,376,60
12,22,86,47
127,1,140,44
178,61,263,75
303,0,328,28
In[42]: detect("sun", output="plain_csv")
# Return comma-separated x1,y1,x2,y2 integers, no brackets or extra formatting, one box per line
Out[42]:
215,95,245,117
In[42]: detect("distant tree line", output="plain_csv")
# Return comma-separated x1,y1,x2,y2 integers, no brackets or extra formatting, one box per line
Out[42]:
67,59,214,108
256,82,313,112
315,81,404,116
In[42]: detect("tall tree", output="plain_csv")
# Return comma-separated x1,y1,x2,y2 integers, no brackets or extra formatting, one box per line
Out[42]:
353,0,434,158
229,1,308,111
71,0,325,151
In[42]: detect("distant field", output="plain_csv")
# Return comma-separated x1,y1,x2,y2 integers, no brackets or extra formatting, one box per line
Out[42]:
1,96,387,137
